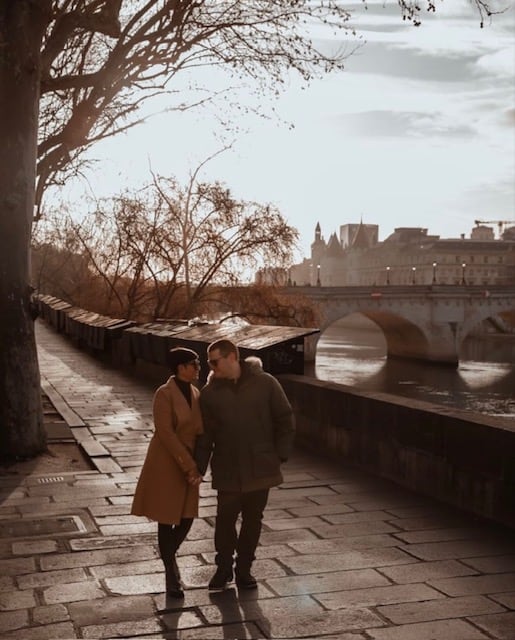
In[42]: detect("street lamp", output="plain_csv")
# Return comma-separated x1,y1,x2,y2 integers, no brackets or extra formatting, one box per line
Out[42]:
432,262,437,284
411,266,416,285
461,262,466,285
386,266,390,285
316,264,321,287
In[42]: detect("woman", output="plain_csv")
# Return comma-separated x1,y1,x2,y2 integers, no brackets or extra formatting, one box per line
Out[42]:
131,347,203,598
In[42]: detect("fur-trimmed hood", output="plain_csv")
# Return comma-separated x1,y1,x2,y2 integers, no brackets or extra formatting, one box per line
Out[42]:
242,355,263,373
205,355,263,385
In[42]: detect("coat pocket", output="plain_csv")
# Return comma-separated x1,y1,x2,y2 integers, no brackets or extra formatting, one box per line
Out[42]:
251,443,280,478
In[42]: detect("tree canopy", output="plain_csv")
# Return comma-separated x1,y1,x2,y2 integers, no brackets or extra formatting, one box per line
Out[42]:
33,164,299,320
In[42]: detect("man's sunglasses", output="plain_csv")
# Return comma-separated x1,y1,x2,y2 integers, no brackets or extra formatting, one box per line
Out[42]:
208,355,226,368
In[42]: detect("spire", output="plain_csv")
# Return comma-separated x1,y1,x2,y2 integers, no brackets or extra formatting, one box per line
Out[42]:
326,232,344,257
351,221,371,249
315,222,321,242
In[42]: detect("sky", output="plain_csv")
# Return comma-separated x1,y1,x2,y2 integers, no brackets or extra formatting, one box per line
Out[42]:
55,0,515,260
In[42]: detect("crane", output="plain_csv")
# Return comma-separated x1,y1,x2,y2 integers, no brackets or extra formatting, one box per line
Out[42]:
474,219,515,238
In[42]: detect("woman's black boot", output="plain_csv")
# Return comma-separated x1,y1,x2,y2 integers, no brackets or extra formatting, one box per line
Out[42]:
165,559,184,598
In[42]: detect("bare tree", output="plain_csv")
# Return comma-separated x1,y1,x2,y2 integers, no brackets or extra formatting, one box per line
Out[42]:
150,157,299,316
37,163,299,322
0,1,495,458
33,199,175,319
73,201,165,319
32,215,94,305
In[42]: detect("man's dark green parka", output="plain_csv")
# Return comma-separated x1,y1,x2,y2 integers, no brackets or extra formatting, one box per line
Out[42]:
197,357,295,492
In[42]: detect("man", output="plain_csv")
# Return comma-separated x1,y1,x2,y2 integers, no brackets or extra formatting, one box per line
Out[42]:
197,339,295,590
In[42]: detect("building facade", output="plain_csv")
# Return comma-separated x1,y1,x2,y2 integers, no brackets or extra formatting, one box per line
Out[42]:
289,222,515,287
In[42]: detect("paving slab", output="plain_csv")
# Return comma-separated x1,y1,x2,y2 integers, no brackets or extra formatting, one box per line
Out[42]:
265,567,390,596
0,621,78,640
398,538,515,561
67,594,156,625
367,619,489,639
469,611,515,640
280,547,416,574
314,582,444,610
490,591,515,608
31,603,70,625
0,320,513,640
81,616,163,639
377,594,505,624
378,558,479,583
42,579,106,605
462,554,515,574
428,572,515,596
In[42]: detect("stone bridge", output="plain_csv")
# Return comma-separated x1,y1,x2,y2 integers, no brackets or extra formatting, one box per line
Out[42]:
286,284,515,365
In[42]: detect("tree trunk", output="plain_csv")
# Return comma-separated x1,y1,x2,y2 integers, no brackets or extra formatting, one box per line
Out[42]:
0,2,50,458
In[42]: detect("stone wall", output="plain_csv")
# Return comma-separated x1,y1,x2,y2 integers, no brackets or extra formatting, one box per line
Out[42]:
279,375,515,529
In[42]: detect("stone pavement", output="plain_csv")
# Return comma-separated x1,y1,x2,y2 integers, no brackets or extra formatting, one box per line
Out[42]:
1,321,515,639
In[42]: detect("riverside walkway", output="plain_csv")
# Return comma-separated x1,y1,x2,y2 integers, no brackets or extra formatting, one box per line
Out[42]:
0,320,514,639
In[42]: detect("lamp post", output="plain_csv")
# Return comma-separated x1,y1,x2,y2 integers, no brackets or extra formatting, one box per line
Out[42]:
316,264,321,287
461,262,466,285
411,266,416,285
386,266,390,285
432,262,437,284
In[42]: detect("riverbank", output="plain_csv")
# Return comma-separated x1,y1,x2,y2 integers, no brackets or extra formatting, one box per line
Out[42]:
280,373,515,530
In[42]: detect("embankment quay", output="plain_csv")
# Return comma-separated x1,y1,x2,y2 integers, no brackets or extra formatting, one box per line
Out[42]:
0,319,514,639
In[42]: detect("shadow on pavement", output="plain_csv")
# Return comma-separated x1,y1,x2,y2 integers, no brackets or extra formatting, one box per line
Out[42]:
208,588,272,639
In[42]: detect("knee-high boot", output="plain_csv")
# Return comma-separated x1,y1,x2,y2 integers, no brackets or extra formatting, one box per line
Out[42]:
169,517,193,585
164,561,184,598
158,523,184,598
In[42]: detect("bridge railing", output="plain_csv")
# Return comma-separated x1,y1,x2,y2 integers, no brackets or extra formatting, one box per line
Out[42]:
284,284,514,297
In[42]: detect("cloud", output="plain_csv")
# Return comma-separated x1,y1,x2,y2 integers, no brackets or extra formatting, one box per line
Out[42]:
345,41,481,83
333,110,476,138
474,47,515,78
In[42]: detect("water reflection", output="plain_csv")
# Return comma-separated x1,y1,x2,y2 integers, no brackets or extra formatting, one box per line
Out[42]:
313,317,515,418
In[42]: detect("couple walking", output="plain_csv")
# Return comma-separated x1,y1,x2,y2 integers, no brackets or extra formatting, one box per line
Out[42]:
131,339,295,597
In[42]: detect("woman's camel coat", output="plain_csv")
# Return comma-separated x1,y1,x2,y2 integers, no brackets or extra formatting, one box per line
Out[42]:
131,377,203,524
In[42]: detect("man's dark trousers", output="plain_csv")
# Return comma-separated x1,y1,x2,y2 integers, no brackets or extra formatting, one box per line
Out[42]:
214,488,269,571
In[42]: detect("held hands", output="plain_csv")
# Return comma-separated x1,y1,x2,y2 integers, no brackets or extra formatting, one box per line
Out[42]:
186,468,203,486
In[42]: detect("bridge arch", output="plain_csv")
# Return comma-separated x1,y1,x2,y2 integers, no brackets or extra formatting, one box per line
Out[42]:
291,285,515,365
459,305,515,345
318,308,431,362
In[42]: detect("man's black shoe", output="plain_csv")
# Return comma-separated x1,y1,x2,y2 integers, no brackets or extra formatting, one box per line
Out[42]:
235,570,257,589
208,567,233,590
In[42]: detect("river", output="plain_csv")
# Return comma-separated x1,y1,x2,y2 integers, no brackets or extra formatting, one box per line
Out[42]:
310,315,515,418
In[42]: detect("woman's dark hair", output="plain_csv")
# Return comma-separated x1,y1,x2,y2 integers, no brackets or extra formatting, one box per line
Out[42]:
167,347,199,374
